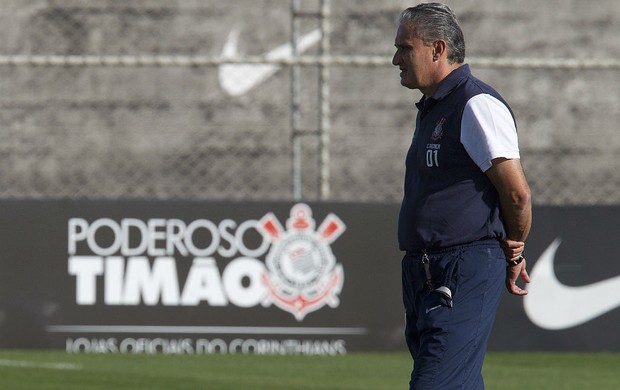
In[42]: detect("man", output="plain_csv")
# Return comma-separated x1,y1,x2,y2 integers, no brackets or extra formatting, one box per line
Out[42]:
393,3,531,389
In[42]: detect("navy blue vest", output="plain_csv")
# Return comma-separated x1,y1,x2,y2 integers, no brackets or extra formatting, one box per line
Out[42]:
398,65,511,252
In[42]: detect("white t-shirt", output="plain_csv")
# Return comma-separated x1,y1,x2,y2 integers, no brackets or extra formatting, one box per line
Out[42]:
460,94,520,172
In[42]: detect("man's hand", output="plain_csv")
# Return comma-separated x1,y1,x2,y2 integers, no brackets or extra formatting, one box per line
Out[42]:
501,239,524,260
505,258,530,295
502,239,530,295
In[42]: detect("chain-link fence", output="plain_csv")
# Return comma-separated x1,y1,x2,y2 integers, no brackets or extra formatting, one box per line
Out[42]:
0,0,618,205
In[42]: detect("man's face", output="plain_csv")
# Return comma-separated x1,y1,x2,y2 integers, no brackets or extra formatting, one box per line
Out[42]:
392,23,434,91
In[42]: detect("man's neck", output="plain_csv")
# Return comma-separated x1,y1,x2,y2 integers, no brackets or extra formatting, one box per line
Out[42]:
421,62,462,97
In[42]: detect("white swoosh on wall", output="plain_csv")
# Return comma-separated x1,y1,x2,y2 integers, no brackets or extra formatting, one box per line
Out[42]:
218,28,322,96
524,238,620,330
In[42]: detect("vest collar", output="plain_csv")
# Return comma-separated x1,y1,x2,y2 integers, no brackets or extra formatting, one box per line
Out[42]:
416,64,470,110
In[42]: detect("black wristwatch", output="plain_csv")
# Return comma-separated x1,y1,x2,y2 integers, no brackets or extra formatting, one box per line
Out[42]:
507,255,525,267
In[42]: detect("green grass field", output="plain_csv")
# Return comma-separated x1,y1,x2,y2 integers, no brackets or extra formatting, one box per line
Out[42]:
0,350,619,389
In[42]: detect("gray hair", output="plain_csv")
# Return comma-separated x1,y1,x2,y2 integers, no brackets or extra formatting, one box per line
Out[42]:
399,3,465,64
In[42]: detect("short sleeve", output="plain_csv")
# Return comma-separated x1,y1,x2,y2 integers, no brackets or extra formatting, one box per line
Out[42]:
461,94,520,172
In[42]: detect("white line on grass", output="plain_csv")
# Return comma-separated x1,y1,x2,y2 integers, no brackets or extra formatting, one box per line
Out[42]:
46,325,368,335
0,359,82,370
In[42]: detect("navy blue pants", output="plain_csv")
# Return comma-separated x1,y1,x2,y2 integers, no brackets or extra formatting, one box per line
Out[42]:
401,240,505,389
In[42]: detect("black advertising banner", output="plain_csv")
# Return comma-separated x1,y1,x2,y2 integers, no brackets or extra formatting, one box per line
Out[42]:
490,206,620,352
0,201,619,354
0,200,404,355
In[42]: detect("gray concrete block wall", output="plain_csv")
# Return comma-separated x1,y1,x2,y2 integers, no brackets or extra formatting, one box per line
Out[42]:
0,1,617,203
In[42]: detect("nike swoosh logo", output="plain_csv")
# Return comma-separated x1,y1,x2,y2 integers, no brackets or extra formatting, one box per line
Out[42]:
218,28,322,96
426,305,442,314
524,238,620,330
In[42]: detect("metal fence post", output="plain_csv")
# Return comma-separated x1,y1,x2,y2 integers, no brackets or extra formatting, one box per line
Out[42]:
319,0,331,200
291,0,302,200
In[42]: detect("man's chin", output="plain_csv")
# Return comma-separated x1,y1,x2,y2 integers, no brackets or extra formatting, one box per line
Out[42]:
400,79,416,89
398,75,413,88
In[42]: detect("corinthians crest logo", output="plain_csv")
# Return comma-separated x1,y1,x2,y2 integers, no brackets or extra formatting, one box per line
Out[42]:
431,117,446,142
258,204,346,321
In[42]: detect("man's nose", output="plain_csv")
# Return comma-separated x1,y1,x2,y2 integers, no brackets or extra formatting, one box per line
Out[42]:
392,53,400,66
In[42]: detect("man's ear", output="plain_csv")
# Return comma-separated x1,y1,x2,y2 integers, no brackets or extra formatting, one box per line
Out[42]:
432,40,447,61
